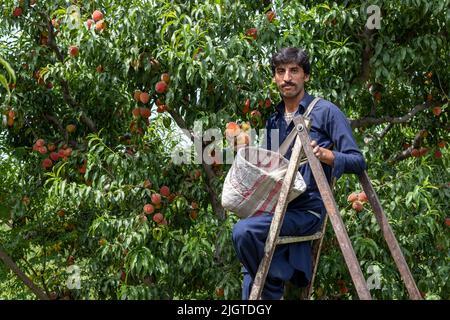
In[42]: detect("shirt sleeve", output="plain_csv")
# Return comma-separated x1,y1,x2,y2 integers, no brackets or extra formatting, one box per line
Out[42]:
325,105,367,179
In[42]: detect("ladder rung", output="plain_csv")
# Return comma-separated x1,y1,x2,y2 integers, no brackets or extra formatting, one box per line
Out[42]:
276,232,323,245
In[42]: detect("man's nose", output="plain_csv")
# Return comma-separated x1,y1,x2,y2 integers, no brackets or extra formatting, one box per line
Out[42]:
283,70,292,82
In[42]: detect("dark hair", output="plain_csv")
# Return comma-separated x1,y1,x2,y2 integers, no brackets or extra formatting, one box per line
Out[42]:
271,47,311,75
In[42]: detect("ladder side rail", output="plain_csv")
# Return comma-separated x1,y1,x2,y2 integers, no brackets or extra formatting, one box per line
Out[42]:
249,134,306,300
359,171,422,300
296,117,372,300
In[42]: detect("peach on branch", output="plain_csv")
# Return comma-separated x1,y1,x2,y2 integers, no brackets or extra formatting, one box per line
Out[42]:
161,73,170,84
352,201,364,212
155,81,168,94
152,213,164,224
143,204,154,214
225,122,241,138
92,10,104,22
160,186,170,197
68,46,79,57
151,193,162,205
347,192,358,203
139,92,150,104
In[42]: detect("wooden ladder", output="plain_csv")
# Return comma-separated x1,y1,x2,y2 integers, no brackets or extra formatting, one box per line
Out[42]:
248,115,422,300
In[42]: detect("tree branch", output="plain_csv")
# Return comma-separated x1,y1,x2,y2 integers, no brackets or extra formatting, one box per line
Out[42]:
390,129,426,163
45,19,97,133
0,247,49,300
167,108,226,221
43,113,68,142
350,103,429,128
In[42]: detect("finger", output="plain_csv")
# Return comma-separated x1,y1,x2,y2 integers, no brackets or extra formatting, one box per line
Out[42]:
310,140,317,147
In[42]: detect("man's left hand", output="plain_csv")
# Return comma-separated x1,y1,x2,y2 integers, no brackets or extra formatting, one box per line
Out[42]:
311,140,335,166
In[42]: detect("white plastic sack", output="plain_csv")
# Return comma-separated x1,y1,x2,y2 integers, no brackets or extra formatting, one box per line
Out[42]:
221,146,307,218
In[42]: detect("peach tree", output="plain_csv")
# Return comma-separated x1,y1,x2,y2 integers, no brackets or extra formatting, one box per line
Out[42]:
1,0,449,299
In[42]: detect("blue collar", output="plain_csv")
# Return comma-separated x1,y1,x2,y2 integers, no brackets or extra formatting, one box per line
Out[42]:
275,91,314,116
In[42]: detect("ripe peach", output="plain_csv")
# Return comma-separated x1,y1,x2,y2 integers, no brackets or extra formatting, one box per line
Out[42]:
193,169,201,180
445,218,450,227
347,192,358,203
155,81,168,94
236,132,250,147
68,46,79,57
160,186,170,197
64,148,72,157
38,146,47,154
156,104,168,113
419,147,429,156
92,10,103,22
352,201,363,212
243,99,250,114
139,107,151,119
152,212,164,224
434,150,442,159
161,73,170,84
225,122,241,138
140,92,150,104
132,108,140,118
151,193,161,205
339,286,349,295
189,210,198,220
66,124,76,133
86,19,94,30
139,214,148,223
79,165,86,174
239,122,249,132
191,201,199,210
143,204,154,214
57,210,65,217
411,148,420,157
133,90,142,101
143,179,152,189
35,139,45,147
265,98,272,108
357,192,368,203
96,65,104,73
13,7,23,17
41,158,53,169
266,10,275,23
95,19,106,32
432,106,442,116
245,28,257,40
437,140,446,148
251,110,261,118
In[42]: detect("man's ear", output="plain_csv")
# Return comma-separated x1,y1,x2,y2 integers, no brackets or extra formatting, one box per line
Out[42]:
304,74,310,82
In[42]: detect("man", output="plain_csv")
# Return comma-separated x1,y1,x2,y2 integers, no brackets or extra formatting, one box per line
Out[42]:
232,47,366,299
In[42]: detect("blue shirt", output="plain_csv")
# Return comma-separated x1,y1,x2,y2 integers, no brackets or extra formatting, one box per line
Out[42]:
265,92,367,211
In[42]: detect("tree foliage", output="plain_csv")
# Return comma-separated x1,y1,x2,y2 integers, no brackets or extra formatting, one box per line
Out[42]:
0,0,448,299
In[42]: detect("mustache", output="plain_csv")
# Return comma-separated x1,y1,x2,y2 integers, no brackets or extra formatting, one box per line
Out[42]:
282,82,295,87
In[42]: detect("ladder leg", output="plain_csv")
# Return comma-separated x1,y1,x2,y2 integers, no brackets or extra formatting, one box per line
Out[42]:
249,134,306,300
296,118,372,300
359,171,422,300
299,214,328,300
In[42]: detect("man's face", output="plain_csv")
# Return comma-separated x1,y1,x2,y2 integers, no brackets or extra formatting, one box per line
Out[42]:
273,63,309,100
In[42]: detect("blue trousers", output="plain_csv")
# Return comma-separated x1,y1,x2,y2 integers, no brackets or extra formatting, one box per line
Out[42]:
232,208,325,300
